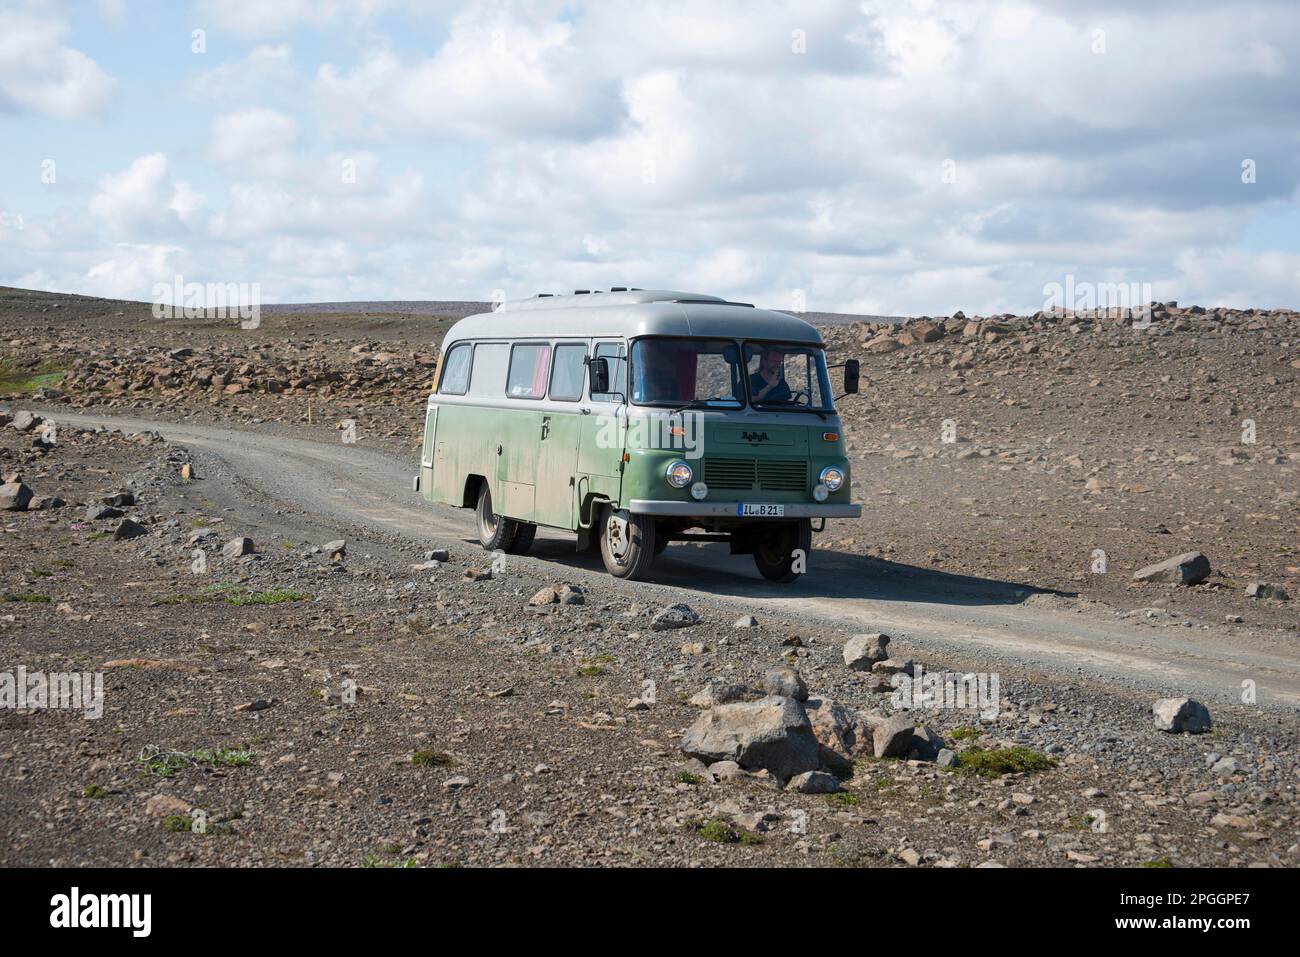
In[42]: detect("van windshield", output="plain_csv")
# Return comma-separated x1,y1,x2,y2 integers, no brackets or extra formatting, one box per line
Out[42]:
630,337,834,412
630,338,745,408
743,342,834,412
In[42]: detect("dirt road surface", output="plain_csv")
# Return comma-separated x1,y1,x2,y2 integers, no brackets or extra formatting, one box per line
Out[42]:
38,408,1300,711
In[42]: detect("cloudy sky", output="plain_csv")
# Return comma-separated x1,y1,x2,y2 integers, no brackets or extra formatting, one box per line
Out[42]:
2,0,1299,315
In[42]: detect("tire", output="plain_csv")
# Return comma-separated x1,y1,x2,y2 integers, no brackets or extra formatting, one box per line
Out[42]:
475,482,521,551
653,523,670,556
753,519,812,583
599,506,657,580
507,521,537,555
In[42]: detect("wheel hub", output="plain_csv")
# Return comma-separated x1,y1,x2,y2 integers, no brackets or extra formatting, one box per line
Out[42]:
606,511,631,560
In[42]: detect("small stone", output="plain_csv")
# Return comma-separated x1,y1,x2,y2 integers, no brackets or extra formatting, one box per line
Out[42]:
1245,582,1289,601
322,539,346,561
1152,697,1212,733
762,668,808,701
1132,551,1211,585
222,537,254,559
733,615,758,628
112,518,147,541
842,632,890,670
0,482,33,511
85,504,123,521
442,775,472,790
234,698,274,713
463,567,492,582
788,770,841,794
145,794,192,818
652,603,699,630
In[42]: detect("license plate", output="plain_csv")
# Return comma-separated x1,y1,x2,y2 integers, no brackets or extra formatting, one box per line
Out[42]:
737,503,785,517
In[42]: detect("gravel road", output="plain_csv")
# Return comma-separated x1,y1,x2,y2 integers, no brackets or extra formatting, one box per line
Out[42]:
38,408,1300,711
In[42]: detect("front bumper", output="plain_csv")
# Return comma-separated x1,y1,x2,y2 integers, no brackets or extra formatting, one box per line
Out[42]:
628,500,862,518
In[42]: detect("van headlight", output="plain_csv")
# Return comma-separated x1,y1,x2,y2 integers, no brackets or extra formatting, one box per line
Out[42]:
665,460,693,488
819,466,845,492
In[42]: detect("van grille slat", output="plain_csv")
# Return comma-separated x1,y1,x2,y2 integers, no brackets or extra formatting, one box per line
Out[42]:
702,458,806,492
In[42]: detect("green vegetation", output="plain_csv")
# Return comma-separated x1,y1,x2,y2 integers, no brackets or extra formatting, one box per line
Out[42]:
690,817,763,845
1143,856,1173,868
162,815,192,833
0,357,67,393
411,749,455,768
156,583,311,606
948,725,984,741
82,784,110,799
951,746,1055,777
140,746,256,778
825,791,860,807
3,591,51,602
226,588,311,606
675,771,703,786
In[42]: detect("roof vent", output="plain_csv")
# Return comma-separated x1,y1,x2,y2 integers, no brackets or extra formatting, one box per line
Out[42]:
574,289,590,295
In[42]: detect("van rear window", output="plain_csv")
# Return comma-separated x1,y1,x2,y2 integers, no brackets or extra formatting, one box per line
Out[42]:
438,342,471,395
507,343,551,398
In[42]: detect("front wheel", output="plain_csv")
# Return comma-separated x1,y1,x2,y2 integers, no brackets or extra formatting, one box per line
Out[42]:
599,507,657,580
753,519,812,583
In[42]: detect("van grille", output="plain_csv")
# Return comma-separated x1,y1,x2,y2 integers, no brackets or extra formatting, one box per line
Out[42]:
703,458,806,492
758,460,808,491
703,458,756,489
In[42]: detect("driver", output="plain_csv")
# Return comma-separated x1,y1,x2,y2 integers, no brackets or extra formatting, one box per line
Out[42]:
750,346,791,403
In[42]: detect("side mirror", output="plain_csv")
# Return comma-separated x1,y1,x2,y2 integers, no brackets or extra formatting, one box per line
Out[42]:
843,358,860,395
588,356,610,395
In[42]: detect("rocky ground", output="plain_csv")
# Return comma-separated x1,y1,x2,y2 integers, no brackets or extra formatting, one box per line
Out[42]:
1,286,1298,868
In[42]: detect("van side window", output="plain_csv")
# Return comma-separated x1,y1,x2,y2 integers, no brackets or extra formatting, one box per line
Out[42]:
469,343,509,397
549,343,587,401
591,341,627,403
438,342,471,395
506,343,551,399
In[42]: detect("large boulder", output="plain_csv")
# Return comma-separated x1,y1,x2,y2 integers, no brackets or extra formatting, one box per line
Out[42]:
1152,697,1212,734
1133,551,1211,585
680,695,820,780
804,697,870,774
843,633,890,671
872,714,916,758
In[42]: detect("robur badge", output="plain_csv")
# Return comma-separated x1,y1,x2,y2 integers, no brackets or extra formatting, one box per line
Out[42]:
742,431,769,443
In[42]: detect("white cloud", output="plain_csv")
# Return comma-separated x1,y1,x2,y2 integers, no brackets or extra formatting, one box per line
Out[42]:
88,154,206,233
189,44,299,104
0,9,115,117
210,108,299,176
315,6,621,140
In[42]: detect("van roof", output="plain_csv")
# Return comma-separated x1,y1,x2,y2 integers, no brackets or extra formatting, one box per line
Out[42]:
444,289,824,346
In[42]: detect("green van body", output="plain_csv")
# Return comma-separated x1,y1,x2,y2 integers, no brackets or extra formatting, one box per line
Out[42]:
416,289,860,576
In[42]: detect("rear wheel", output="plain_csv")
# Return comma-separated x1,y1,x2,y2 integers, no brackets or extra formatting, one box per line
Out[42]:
508,521,537,555
476,483,526,552
753,519,812,583
599,506,657,580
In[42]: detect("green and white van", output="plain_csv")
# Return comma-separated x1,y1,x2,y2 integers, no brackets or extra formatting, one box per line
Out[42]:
416,289,861,582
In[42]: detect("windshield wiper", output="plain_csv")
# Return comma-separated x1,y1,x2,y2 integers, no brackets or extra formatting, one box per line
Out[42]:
667,398,736,416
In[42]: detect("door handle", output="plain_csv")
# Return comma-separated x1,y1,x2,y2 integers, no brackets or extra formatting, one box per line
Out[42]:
541,416,551,440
